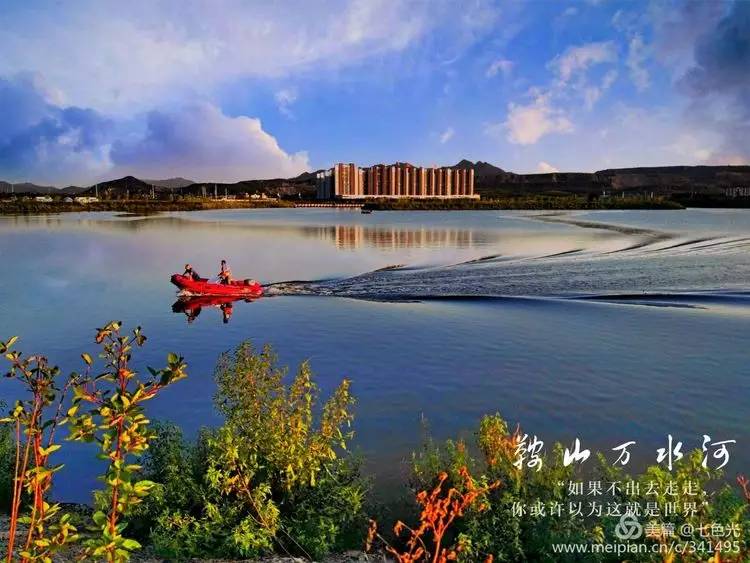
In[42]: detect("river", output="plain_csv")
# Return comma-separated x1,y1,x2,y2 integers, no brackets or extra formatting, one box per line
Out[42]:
1,208,748,502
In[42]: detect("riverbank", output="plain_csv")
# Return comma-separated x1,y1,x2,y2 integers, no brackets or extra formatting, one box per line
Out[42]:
0,198,294,215
0,195,685,215
363,195,684,210
0,512,373,562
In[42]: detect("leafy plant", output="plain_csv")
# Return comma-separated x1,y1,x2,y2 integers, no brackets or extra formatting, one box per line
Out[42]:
598,450,748,562
411,414,599,562
368,466,498,563
0,406,14,512
139,341,367,560
0,337,79,562
67,321,187,562
409,413,750,563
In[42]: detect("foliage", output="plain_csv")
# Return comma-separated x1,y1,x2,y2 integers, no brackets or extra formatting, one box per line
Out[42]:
66,321,187,562
0,337,79,562
118,422,207,543
0,322,185,562
0,407,13,512
137,342,368,560
369,466,498,563
213,342,355,490
408,413,750,563
597,450,749,562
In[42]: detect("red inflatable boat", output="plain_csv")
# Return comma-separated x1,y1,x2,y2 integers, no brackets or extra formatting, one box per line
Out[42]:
171,274,263,298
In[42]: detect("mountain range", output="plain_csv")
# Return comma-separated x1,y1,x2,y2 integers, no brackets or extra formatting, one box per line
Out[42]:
2,161,749,198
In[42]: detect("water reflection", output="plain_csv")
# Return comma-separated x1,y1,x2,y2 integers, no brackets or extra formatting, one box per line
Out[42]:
317,225,479,249
0,214,491,250
172,295,256,324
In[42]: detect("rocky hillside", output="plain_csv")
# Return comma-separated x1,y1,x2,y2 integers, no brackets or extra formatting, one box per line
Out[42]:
460,162,750,197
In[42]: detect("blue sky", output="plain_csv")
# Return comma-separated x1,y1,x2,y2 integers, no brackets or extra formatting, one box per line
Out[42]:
0,0,747,185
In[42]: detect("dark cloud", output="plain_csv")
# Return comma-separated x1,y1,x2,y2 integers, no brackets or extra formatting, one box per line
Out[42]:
679,1,750,162
0,74,308,185
649,0,728,67
0,75,113,183
682,1,749,94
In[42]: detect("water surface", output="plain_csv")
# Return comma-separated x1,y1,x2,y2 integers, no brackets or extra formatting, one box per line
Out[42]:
0,208,748,501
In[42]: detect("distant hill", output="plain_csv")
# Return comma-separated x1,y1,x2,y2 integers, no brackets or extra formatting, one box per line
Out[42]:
144,177,195,189
183,175,317,198
453,159,505,178
453,161,750,197
291,170,323,183
60,185,87,195
0,181,59,194
79,176,155,198
2,162,749,199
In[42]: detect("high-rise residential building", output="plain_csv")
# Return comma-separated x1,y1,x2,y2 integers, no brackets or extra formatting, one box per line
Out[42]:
316,162,478,200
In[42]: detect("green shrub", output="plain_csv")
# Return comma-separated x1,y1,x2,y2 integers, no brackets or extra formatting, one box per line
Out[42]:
411,414,595,562
138,342,369,560
597,449,748,561
0,401,13,512
410,413,750,562
0,323,186,562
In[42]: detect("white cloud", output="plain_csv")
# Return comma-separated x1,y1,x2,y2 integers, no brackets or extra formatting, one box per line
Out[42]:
602,69,618,90
486,58,513,78
490,40,619,151
439,127,455,144
0,1,442,113
537,161,559,173
497,94,574,145
550,41,618,83
627,34,650,91
583,70,618,110
275,88,298,118
665,134,713,163
111,103,309,183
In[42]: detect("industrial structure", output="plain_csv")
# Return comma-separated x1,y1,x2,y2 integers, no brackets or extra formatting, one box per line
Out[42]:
316,162,477,200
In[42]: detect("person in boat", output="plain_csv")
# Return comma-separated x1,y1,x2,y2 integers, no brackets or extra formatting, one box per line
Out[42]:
183,263,201,281
218,259,233,284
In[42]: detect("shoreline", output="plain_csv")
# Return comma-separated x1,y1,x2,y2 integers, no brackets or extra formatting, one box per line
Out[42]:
0,195,687,216
0,198,294,216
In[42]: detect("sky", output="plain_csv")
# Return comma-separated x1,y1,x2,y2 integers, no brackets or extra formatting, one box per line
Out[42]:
0,0,747,186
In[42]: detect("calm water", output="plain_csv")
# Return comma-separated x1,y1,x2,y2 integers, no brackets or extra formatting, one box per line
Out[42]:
1,208,749,502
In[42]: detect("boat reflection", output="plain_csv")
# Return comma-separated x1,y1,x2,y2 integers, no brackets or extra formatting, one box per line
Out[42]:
172,295,256,324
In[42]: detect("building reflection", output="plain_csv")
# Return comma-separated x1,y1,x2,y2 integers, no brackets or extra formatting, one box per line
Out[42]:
1,214,491,250
313,225,480,249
